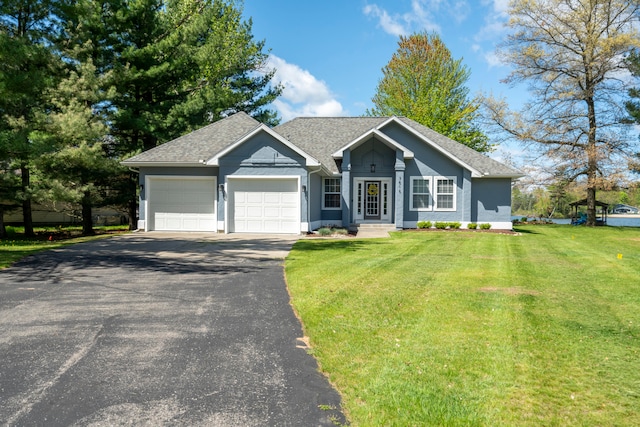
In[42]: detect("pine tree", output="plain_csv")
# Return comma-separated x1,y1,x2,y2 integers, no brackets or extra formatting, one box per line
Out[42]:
0,0,61,236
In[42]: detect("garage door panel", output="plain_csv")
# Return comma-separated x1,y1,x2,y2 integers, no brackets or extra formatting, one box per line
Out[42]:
263,207,281,218
149,178,216,231
281,207,298,218
230,178,299,234
246,192,263,203
281,193,298,204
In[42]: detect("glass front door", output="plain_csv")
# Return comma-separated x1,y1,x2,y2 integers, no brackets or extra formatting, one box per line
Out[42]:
364,181,381,220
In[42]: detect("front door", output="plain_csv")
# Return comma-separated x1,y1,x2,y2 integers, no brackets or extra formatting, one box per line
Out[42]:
364,181,381,220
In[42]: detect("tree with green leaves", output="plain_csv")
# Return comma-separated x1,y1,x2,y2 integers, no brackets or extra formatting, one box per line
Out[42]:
0,0,61,236
484,0,640,226
367,32,491,152
68,0,281,228
33,58,119,235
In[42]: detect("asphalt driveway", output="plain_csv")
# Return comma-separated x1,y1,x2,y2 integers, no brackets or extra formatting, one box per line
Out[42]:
0,233,346,426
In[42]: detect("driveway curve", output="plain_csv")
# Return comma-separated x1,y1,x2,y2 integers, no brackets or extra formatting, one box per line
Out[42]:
0,233,346,426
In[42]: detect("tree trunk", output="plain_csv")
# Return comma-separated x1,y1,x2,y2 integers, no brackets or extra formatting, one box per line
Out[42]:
585,92,597,227
0,206,7,239
81,190,94,236
21,164,34,237
128,174,138,230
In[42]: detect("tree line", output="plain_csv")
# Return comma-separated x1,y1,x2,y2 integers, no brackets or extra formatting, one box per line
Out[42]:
0,0,281,237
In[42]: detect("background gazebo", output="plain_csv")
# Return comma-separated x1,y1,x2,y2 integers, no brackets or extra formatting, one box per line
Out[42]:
569,199,608,225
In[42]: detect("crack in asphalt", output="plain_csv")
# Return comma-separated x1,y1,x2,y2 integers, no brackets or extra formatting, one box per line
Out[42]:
4,317,116,425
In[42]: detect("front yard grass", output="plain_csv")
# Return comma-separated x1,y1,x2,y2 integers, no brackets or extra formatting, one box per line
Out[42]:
285,225,640,426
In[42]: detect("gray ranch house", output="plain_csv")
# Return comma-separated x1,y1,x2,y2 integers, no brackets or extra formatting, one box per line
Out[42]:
122,112,522,234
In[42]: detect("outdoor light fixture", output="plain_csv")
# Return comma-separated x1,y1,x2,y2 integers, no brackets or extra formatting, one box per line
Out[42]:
218,184,225,192
301,184,307,193
139,184,144,191
370,138,376,173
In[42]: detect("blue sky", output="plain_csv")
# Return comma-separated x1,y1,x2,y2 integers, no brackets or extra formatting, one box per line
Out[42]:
242,0,526,123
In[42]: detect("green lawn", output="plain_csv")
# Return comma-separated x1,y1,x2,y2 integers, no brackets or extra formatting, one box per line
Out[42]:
285,225,640,426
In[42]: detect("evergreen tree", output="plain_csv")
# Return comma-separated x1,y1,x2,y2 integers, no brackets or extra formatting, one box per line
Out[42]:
72,0,281,228
367,32,491,152
0,0,61,236
33,58,119,235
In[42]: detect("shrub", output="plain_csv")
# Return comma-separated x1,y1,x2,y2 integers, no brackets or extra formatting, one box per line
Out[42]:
417,221,432,229
480,223,492,230
318,227,332,236
467,223,477,229
333,228,348,235
435,222,448,229
449,222,461,229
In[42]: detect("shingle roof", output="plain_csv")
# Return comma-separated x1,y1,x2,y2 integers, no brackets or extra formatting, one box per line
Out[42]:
274,117,387,173
122,112,261,165
275,116,522,177
396,117,522,177
122,112,522,178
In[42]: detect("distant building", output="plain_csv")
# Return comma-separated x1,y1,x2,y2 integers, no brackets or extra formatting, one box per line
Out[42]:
611,204,639,214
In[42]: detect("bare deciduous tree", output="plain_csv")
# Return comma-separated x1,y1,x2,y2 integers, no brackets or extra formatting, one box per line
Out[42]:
483,0,640,225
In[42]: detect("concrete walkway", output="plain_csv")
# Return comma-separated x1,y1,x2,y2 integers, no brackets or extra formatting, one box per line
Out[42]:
0,233,346,426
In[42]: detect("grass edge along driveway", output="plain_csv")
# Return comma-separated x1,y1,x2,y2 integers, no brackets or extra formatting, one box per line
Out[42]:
285,225,640,426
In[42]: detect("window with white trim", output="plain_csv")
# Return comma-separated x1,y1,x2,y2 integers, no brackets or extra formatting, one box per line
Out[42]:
323,178,341,209
435,177,456,211
410,176,431,211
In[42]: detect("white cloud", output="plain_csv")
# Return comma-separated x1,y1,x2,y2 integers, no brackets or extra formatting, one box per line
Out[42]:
472,0,510,68
267,55,346,121
363,1,445,36
363,4,409,36
484,50,503,67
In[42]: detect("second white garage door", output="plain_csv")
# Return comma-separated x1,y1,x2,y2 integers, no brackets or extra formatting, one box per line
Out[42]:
229,178,299,233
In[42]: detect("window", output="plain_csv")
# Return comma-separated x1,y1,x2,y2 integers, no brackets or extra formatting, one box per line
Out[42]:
323,178,341,209
435,178,455,210
410,177,431,211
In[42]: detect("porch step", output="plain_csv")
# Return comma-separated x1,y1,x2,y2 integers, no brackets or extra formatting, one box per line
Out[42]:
350,223,396,238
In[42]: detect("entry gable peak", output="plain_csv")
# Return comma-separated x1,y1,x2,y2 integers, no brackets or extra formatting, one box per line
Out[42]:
331,128,414,160
375,116,484,177
207,123,321,167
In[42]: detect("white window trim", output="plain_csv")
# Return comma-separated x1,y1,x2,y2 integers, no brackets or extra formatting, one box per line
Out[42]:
322,177,341,210
435,176,456,211
410,176,432,211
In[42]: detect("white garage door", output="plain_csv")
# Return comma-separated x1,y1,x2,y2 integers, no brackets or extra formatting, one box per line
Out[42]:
148,177,216,231
229,178,299,234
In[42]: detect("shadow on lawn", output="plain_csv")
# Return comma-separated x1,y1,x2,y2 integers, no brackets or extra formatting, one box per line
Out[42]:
292,239,382,252
513,227,540,234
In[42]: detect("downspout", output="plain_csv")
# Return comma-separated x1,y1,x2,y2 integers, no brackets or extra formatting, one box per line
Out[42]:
307,166,323,232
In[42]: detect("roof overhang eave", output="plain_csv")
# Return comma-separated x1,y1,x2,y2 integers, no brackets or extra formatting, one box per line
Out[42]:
475,172,526,179
120,161,210,168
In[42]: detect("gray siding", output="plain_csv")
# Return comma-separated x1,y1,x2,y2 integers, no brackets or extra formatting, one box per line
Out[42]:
471,178,513,223
217,132,308,224
379,123,467,223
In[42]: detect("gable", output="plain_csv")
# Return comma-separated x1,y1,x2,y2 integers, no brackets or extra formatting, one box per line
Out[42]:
215,129,307,167
207,124,320,167
121,112,262,166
